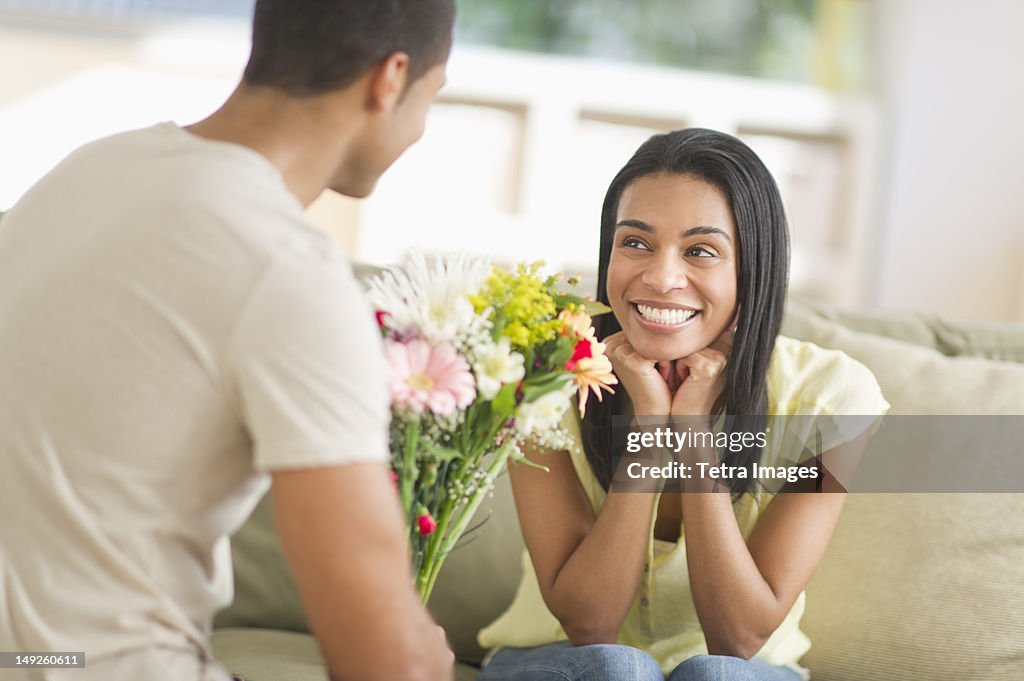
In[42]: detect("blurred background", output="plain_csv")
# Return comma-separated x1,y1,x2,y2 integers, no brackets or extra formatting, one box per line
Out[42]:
0,0,1021,321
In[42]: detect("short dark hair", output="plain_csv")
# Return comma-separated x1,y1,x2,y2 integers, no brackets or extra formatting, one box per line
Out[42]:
584,128,791,498
243,0,455,97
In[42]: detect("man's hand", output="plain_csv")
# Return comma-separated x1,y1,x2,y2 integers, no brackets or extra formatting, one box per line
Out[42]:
271,463,454,681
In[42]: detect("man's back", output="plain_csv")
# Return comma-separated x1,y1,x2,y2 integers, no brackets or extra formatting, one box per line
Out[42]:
0,124,390,678
1,1,459,678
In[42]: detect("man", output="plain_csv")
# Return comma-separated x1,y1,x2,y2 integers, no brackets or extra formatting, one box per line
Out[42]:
0,2,455,680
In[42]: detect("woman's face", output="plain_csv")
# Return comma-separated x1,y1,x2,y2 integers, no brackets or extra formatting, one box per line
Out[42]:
605,172,738,362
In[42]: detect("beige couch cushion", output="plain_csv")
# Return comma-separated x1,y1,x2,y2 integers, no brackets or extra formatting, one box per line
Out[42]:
802,493,1024,681
782,309,1024,415
783,313,1024,681
212,629,326,681
785,299,1024,363
211,628,481,681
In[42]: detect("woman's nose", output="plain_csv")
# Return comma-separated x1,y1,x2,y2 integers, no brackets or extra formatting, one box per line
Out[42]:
640,253,689,293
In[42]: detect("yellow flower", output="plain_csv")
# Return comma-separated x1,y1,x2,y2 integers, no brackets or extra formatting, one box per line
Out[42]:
471,261,562,350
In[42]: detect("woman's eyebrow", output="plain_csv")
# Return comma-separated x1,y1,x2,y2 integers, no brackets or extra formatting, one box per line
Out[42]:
615,219,732,243
683,226,732,243
615,219,654,232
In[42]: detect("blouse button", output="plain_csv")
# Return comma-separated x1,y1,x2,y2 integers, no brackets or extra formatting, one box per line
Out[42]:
640,597,650,607
643,563,650,573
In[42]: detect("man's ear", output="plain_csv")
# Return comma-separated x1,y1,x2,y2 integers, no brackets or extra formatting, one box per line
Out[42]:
367,51,410,112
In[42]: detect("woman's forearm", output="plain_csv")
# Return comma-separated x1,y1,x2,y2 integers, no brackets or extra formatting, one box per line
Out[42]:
546,491,657,644
681,492,782,658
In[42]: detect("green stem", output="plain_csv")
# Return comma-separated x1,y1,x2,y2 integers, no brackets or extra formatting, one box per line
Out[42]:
416,440,516,602
416,469,460,598
400,416,421,525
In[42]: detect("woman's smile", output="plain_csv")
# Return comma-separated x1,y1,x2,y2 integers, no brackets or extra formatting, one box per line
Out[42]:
630,302,701,330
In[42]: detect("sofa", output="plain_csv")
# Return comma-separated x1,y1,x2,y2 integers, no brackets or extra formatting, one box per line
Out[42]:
212,299,1024,681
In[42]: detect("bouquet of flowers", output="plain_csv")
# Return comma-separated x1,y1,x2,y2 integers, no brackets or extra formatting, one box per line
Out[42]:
367,253,618,602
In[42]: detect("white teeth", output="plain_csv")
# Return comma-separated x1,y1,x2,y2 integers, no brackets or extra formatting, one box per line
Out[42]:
636,304,697,325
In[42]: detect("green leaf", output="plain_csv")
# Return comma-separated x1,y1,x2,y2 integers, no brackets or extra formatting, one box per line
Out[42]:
522,371,570,389
491,311,510,340
421,442,465,462
579,299,613,316
548,343,573,369
509,448,550,473
492,381,518,416
554,294,613,317
521,375,573,402
522,346,535,371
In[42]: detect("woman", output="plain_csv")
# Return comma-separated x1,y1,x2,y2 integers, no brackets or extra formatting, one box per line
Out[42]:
477,129,888,680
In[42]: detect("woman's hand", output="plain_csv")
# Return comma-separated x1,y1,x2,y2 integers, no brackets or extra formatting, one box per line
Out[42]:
605,329,733,418
603,332,673,415
670,329,733,418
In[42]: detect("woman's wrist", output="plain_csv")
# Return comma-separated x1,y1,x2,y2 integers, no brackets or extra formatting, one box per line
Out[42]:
668,413,713,431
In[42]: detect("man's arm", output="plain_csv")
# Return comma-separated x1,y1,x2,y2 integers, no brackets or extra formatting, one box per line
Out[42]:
270,463,453,681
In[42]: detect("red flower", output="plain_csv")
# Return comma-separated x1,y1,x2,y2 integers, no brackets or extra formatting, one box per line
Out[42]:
417,513,438,536
375,309,389,329
565,338,594,372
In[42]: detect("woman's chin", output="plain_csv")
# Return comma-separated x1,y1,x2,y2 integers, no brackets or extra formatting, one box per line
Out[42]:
628,337,704,363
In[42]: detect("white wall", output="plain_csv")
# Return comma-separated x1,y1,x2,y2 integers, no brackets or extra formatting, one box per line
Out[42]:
359,47,880,306
0,17,877,309
7,5,1021,322
0,17,245,208
873,0,1024,321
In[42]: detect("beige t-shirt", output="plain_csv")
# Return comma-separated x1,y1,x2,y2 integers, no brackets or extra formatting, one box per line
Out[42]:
478,336,890,673
0,124,390,678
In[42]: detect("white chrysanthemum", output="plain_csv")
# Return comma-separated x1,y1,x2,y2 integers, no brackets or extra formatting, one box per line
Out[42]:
367,252,492,346
514,390,571,438
473,338,526,400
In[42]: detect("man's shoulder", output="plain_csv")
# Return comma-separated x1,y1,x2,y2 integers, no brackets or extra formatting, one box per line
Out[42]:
88,124,325,261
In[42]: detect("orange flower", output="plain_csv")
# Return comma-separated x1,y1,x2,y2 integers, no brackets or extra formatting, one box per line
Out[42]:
570,337,617,418
558,309,596,341
558,310,617,417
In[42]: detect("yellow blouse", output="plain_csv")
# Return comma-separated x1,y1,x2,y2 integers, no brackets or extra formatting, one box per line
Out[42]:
478,336,890,673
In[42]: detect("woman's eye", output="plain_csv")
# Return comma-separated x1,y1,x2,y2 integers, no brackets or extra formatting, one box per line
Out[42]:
685,245,716,258
621,236,651,251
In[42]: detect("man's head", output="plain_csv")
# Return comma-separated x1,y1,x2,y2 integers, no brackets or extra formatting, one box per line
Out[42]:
244,0,454,98
243,0,455,197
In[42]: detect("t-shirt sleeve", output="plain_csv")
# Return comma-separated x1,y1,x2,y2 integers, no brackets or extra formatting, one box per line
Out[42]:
765,338,891,466
811,350,890,452
229,253,391,472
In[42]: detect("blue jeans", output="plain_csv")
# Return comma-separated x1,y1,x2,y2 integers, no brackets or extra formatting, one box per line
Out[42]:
478,641,805,681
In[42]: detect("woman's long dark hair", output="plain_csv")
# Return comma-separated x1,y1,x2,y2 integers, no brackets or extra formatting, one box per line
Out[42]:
583,128,790,498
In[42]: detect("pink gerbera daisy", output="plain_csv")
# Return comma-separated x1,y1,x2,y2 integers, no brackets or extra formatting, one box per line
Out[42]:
385,339,476,417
